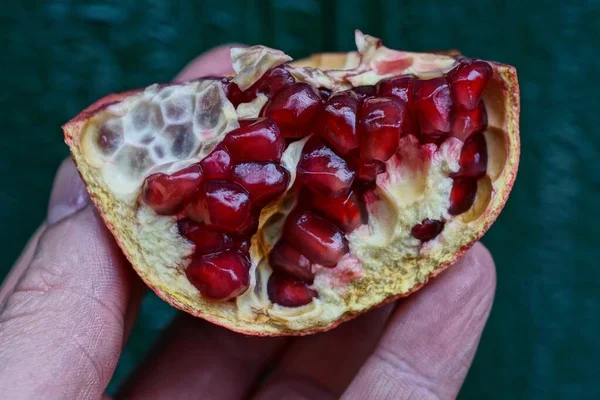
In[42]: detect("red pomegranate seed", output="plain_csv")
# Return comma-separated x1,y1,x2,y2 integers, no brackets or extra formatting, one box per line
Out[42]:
453,133,488,179
448,60,493,110
352,85,377,100
358,97,404,162
347,149,386,182
269,240,314,283
267,273,317,307
223,118,285,163
177,220,234,255
376,75,419,135
243,66,295,101
449,178,477,216
283,210,349,266
200,144,233,180
303,189,365,233
185,250,250,300
142,163,203,215
297,138,356,198
413,77,453,136
263,82,322,138
186,181,253,233
411,219,445,241
317,90,360,155
231,162,290,207
452,102,487,141
222,78,244,107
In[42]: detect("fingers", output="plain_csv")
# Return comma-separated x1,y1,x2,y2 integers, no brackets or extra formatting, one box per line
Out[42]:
342,243,496,400
252,304,395,399
174,44,241,83
119,315,286,399
0,160,142,399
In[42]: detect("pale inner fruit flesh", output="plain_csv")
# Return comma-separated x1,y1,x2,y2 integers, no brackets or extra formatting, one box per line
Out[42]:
75,32,513,332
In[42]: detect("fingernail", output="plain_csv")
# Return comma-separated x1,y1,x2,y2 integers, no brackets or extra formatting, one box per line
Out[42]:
47,158,90,224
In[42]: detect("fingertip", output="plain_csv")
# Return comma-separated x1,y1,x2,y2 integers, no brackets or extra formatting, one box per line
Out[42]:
47,158,89,225
174,43,246,83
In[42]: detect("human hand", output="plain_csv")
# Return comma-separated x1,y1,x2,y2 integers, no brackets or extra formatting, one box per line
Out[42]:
0,46,496,400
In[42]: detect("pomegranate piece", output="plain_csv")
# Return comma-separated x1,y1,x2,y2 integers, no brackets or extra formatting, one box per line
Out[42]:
453,133,488,179
269,240,314,283
222,78,244,107
413,77,453,136
200,144,233,180
297,138,356,198
449,178,478,216
186,181,253,233
448,60,493,111
411,219,445,241
243,66,295,101
283,210,349,266
452,101,487,141
231,162,290,207
358,97,405,162
142,163,203,215
347,149,386,182
178,220,234,255
185,250,250,301
223,118,285,163
267,273,318,307
317,91,360,155
352,85,377,100
263,82,322,138
377,75,418,135
303,189,365,233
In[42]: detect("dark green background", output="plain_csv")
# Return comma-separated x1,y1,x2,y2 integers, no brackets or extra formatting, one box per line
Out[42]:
1,1,599,398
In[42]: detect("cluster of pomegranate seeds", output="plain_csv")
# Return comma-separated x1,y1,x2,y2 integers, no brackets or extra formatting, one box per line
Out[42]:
141,58,495,306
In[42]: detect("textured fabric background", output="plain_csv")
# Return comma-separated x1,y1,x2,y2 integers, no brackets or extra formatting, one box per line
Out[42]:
1,1,598,398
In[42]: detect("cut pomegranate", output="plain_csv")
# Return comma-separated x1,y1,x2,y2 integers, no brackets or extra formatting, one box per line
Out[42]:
199,144,233,180
376,75,418,135
448,60,493,110
297,138,356,198
186,181,253,233
185,250,250,300
453,133,488,179
302,189,365,233
347,150,386,183
223,118,285,163
231,162,290,207
283,210,349,266
317,90,360,155
263,83,322,138
358,97,405,162
449,178,478,216
269,240,314,283
268,273,317,307
411,219,445,241
142,163,203,215
222,78,244,107
452,102,487,141
413,77,453,136
243,66,295,101
352,85,377,100
178,220,234,255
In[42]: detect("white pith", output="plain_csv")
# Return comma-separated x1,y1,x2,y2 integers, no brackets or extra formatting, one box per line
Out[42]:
74,31,512,331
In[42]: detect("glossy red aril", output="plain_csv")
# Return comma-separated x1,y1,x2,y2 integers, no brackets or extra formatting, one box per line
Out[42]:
413,77,453,136
449,178,478,216
263,82,322,138
223,118,285,163
231,162,290,207
178,220,234,255
358,97,405,162
269,240,314,283
347,150,386,182
297,138,356,198
200,144,233,180
244,66,295,101
452,102,487,140
185,250,250,300
283,210,349,266
453,133,488,179
411,219,445,241
317,91,360,155
222,78,244,107
448,60,493,110
142,163,203,215
186,181,253,233
352,85,377,100
376,75,418,135
303,189,365,233
267,273,317,307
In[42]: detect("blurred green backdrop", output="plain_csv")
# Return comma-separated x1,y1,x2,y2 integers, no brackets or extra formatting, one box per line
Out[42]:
1,1,599,398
